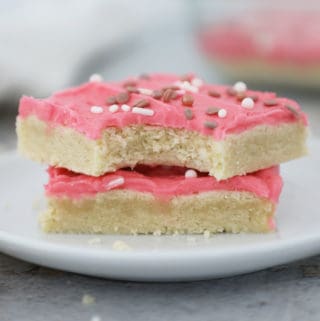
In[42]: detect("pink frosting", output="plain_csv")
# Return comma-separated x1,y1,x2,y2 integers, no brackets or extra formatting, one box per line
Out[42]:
199,11,320,65
18,73,307,140
46,165,283,203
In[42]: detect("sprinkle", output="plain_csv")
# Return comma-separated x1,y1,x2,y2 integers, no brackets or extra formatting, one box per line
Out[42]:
206,107,219,115
182,93,194,106
218,108,227,118
152,90,163,99
90,106,103,114
107,177,125,189
133,99,150,108
126,86,139,93
138,88,153,95
108,104,119,113
89,73,103,82
285,104,299,116
204,121,218,129
116,92,130,104
162,89,176,103
182,81,199,93
176,89,186,95
153,230,162,236
191,78,203,87
233,81,247,93
184,108,193,120
132,107,154,116
106,96,117,105
185,169,197,178
121,104,131,112
264,99,278,107
208,89,221,98
241,97,255,109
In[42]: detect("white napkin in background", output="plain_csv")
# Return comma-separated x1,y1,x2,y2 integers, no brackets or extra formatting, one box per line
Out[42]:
0,0,141,99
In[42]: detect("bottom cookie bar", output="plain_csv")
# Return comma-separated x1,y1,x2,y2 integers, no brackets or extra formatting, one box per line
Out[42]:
41,166,282,234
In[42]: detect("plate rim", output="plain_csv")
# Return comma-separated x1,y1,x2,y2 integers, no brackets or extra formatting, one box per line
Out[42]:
1,144,320,281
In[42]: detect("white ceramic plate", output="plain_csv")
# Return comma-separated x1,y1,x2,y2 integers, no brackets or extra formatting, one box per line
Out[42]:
0,141,319,282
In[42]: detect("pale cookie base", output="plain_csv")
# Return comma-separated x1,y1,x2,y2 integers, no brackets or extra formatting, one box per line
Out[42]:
17,116,307,180
41,190,275,234
212,59,320,88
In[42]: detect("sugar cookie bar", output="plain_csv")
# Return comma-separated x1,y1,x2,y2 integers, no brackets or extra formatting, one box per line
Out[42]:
41,166,282,234
17,74,307,180
199,11,320,88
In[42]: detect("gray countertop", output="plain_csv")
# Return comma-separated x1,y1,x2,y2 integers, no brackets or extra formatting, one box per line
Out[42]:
0,254,319,321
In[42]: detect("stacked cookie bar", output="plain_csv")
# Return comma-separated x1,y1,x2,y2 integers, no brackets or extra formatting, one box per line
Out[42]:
16,74,308,234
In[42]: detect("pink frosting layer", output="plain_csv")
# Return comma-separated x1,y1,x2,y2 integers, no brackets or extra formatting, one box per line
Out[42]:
18,74,307,140
199,11,320,65
46,165,283,203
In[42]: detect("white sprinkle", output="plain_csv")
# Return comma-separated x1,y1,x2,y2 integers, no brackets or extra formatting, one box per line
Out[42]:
185,169,198,178
108,104,119,113
153,230,162,236
175,80,199,93
82,294,95,305
121,104,131,112
132,107,154,116
241,97,255,109
191,78,203,87
112,240,131,251
218,108,227,118
174,80,184,88
138,88,153,95
182,81,199,93
91,315,102,321
203,230,211,238
90,106,103,114
176,89,186,95
233,81,247,93
107,177,125,190
89,73,103,82
88,237,102,245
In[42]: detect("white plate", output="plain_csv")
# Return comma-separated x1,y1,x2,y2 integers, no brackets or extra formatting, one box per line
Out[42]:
0,141,319,282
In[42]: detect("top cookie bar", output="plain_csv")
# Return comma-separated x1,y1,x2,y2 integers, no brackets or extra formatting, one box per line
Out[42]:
17,73,308,179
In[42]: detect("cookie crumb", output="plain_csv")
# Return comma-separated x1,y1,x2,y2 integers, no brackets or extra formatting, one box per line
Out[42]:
112,240,131,251
203,230,211,238
82,294,95,305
